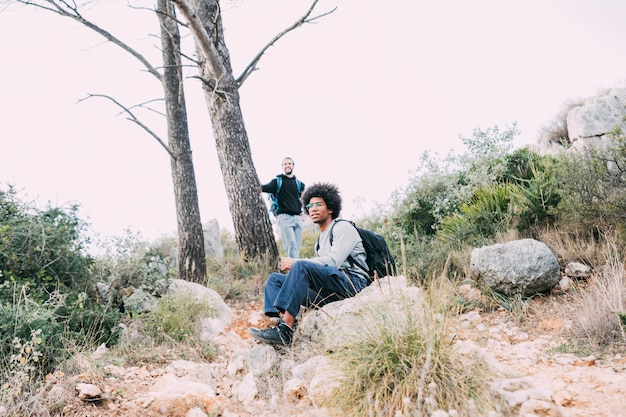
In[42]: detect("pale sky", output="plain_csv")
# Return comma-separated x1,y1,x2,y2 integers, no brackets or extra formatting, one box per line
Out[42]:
2,0,626,245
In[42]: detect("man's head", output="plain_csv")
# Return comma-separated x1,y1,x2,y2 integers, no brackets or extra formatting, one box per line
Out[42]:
282,157,295,176
302,182,342,220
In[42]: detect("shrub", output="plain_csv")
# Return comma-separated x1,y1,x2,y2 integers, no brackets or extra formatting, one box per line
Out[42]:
89,230,176,305
138,292,213,343
553,132,626,233
437,182,520,247
516,157,561,233
392,124,520,238
0,186,93,303
0,292,122,377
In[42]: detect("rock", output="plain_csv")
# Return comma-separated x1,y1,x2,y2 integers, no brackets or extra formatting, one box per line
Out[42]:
203,219,224,260
567,88,626,142
564,261,592,279
470,239,560,296
236,372,258,403
91,343,108,360
122,288,156,315
558,276,571,292
75,383,102,400
300,276,422,350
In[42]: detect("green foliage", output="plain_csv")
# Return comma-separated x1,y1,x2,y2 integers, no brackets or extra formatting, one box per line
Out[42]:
90,230,175,297
516,157,561,232
386,125,580,283
0,186,93,303
0,185,123,394
554,132,626,232
138,292,215,344
392,124,521,241
0,293,122,377
618,311,626,330
489,291,533,324
437,182,520,247
501,147,545,184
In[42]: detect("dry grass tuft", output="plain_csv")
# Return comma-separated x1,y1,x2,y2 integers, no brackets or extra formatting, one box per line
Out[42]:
536,226,606,266
567,250,626,350
323,276,498,417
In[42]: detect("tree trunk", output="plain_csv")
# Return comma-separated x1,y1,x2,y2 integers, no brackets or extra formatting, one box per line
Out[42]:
174,0,279,261
158,0,207,282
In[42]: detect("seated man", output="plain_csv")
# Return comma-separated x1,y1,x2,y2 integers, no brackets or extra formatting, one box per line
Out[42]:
248,182,370,346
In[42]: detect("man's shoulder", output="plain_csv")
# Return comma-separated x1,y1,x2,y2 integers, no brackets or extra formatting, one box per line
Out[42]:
331,219,359,236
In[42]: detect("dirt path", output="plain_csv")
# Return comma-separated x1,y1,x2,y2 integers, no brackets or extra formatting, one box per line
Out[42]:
455,297,626,417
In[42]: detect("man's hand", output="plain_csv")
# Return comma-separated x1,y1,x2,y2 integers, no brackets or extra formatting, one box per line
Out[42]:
280,257,295,272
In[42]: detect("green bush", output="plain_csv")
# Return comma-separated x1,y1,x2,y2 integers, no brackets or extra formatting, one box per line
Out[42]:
0,294,122,377
138,292,215,345
516,158,561,233
0,186,93,303
554,132,626,233
0,185,123,379
437,183,520,246
89,230,176,304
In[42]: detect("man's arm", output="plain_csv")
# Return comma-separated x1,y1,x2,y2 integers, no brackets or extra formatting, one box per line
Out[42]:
309,222,360,268
261,178,277,193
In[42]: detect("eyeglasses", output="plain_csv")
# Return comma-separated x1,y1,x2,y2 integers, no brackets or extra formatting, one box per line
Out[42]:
305,202,324,209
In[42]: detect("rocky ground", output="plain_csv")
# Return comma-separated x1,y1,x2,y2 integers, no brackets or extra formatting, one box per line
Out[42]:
455,295,626,417
39,292,626,417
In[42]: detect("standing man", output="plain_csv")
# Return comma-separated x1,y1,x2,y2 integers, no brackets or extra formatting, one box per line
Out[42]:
262,157,305,258
249,182,370,346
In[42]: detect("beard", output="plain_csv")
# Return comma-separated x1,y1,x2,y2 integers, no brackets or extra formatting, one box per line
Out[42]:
284,168,293,175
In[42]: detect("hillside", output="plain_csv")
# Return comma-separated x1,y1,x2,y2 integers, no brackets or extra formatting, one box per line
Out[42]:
32,288,626,417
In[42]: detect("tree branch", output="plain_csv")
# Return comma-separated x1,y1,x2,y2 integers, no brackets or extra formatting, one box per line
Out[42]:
235,0,336,87
80,93,175,159
16,0,163,82
170,0,226,81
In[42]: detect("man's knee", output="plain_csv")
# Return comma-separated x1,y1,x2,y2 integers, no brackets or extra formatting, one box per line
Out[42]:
266,272,285,288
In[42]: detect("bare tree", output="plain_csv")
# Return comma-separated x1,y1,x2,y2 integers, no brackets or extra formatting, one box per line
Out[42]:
170,0,332,261
157,0,206,282
9,0,207,282
6,0,333,264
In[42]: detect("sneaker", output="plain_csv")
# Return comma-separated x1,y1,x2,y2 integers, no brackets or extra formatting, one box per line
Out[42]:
248,319,295,346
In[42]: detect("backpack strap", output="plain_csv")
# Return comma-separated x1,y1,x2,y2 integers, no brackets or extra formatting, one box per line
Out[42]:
270,176,282,214
316,219,369,274
276,176,282,195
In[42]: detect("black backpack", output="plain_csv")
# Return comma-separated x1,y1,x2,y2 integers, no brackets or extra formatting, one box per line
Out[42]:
323,219,396,281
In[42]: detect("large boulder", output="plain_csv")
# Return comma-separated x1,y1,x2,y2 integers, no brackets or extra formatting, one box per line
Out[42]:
166,279,232,341
300,276,423,351
470,239,560,296
567,88,626,144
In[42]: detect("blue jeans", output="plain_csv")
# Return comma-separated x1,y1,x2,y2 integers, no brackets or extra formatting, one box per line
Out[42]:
277,214,303,258
263,260,369,319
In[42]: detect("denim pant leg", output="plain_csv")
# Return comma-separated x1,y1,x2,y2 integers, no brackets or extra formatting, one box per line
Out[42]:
264,270,320,317
278,214,303,258
263,272,285,317
273,260,368,319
